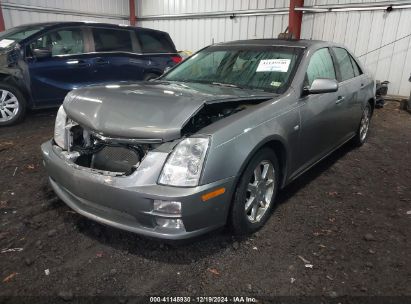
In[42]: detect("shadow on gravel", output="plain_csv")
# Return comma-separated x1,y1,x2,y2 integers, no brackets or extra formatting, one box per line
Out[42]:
49,138,355,263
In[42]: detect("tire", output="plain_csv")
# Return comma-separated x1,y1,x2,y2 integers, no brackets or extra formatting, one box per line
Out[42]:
230,148,280,235
143,73,160,81
0,83,27,127
352,102,372,147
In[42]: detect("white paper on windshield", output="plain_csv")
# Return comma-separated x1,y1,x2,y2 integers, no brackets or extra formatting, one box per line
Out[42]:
0,39,14,48
256,59,291,72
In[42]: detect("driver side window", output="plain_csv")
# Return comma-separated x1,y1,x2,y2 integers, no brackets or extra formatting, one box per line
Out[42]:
306,48,336,87
30,28,85,56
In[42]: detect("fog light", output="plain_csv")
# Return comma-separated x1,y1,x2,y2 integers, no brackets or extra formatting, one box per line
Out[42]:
153,200,181,215
156,218,185,229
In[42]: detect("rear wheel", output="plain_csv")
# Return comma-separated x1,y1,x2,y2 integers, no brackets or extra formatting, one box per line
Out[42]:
230,148,280,235
352,103,371,146
0,83,26,127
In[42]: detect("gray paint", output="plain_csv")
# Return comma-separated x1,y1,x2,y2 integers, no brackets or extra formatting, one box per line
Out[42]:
42,39,375,239
63,81,274,141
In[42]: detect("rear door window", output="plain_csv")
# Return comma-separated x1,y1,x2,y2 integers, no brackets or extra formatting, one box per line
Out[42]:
92,28,133,52
306,48,336,86
137,31,175,53
350,55,362,77
333,47,355,81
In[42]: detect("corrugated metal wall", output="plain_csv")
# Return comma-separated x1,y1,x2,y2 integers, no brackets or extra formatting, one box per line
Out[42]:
302,0,411,96
136,0,290,52
137,0,411,96
2,0,129,28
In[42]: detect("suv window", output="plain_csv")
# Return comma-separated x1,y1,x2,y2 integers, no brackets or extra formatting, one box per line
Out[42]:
92,28,133,52
333,47,356,81
30,28,84,56
137,31,175,53
306,48,336,86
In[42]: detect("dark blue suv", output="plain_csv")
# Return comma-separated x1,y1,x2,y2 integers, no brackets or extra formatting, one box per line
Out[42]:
0,22,181,126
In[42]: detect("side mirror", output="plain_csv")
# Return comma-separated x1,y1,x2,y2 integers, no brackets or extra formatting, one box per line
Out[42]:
304,78,338,95
33,48,52,59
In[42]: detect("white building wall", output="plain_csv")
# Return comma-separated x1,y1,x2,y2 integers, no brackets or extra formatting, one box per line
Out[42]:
302,0,411,96
2,0,129,28
136,0,290,53
137,0,411,96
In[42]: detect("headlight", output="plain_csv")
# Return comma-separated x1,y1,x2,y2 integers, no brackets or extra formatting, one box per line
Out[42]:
158,137,210,187
54,105,67,149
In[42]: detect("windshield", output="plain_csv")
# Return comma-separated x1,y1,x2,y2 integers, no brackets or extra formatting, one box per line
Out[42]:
0,25,45,48
162,45,302,93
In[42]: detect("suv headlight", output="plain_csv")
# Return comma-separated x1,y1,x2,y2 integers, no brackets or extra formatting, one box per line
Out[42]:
158,137,210,187
54,105,67,149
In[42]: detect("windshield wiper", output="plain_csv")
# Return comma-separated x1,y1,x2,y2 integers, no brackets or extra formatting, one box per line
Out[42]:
211,82,241,88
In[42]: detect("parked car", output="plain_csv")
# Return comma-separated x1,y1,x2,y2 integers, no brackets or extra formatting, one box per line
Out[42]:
0,22,181,126
41,39,375,240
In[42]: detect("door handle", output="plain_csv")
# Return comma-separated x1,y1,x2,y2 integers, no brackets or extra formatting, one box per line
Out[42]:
94,58,110,65
336,96,345,104
66,59,89,67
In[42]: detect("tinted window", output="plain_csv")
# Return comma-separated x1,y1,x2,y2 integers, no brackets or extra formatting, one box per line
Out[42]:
333,47,355,81
306,48,336,86
30,28,84,56
350,55,362,77
137,31,175,53
92,28,132,52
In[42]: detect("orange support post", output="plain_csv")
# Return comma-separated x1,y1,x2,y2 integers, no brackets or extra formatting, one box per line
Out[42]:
129,0,136,26
289,0,304,39
0,1,5,32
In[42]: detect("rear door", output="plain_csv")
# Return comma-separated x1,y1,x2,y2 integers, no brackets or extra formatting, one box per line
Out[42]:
136,29,182,78
26,26,93,107
88,26,145,82
331,47,364,137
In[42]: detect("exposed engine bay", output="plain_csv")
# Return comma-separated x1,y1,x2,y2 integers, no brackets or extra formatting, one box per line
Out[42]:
62,99,265,175
182,100,265,135
65,124,152,176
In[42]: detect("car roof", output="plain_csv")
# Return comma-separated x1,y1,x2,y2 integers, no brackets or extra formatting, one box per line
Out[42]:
14,21,167,34
215,38,331,49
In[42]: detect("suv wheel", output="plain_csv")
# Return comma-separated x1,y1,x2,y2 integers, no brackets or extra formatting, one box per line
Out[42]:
230,148,279,235
0,84,26,127
352,103,371,146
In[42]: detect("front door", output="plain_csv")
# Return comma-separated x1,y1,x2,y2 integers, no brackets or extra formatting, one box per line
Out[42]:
298,48,343,170
26,27,93,107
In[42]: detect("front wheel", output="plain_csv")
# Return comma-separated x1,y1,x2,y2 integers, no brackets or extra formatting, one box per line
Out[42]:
352,103,372,146
230,148,280,235
0,84,26,127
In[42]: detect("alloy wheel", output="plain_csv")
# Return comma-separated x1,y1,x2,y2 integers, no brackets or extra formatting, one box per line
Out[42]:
359,106,371,142
0,89,19,123
245,160,276,223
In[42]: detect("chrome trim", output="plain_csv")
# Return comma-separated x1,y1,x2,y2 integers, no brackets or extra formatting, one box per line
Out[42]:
91,131,163,144
1,3,128,20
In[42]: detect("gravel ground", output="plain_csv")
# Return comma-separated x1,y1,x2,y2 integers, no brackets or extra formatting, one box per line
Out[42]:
0,101,410,302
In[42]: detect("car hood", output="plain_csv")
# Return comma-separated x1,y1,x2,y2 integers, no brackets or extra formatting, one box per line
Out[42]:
63,81,275,142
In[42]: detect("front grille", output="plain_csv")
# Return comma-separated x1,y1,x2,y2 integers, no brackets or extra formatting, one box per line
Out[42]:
91,146,140,174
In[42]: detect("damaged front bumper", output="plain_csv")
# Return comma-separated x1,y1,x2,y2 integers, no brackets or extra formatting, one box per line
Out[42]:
41,140,234,240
